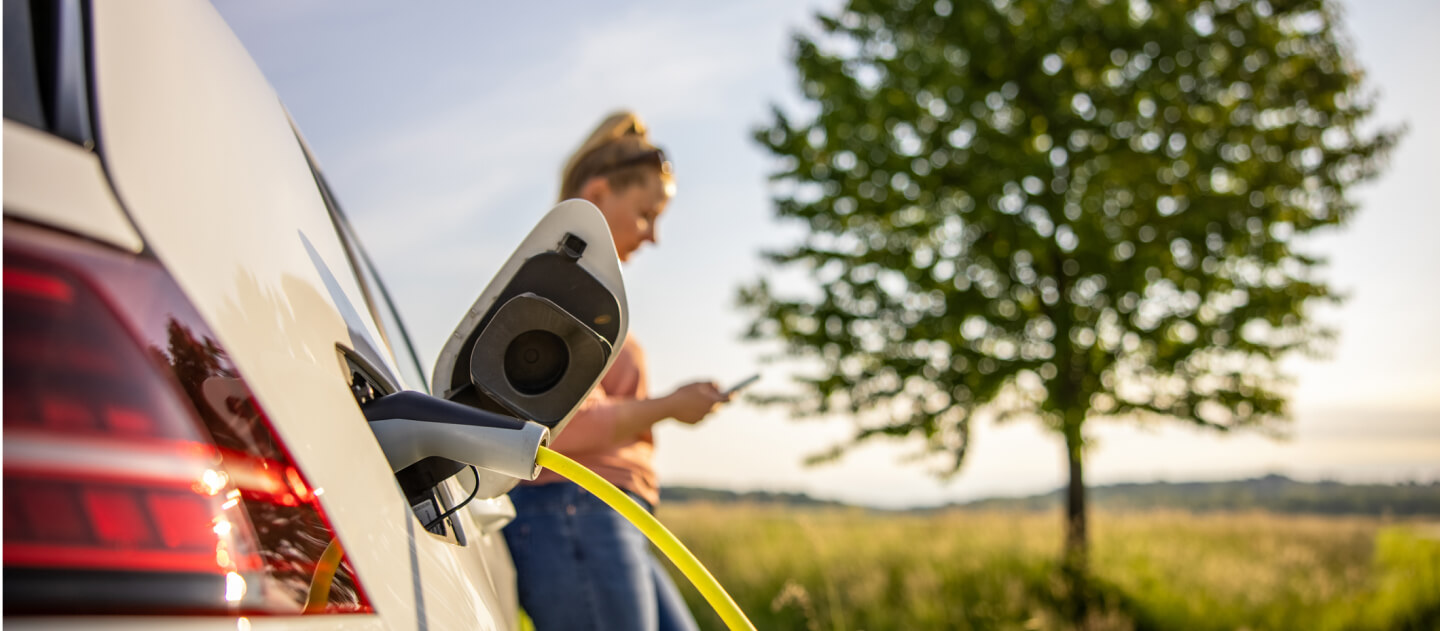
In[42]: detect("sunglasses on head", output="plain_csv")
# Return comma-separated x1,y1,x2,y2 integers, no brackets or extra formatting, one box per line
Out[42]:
598,147,672,177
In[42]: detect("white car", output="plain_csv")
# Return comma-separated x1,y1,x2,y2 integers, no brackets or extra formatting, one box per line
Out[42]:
4,1,629,629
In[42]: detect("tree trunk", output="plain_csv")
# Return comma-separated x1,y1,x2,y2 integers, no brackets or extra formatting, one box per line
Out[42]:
1062,421,1088,625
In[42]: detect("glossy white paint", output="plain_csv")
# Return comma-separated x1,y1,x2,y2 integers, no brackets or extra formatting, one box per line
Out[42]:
2,120,143,252
4,1,552,629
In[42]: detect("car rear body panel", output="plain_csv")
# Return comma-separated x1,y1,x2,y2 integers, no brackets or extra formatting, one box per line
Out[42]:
5,1,519,629
2,120,142,252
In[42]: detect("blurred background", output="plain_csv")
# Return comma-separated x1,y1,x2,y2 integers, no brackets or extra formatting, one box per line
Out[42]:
214,1,1438,628
214,0,1435,509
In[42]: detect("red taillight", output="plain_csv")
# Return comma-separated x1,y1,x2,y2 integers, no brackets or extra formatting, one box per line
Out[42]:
3,222,372,616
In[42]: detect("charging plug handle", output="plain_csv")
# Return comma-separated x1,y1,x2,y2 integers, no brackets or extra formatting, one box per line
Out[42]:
364,391,549,480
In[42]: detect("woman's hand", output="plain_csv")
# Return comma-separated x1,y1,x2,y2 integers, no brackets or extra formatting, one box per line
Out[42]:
664,381,730,424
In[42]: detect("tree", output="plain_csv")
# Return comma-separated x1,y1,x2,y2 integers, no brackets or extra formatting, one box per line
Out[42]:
743,0,1397,614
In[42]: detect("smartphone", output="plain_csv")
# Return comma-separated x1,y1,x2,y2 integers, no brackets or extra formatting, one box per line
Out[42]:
723,373,760,396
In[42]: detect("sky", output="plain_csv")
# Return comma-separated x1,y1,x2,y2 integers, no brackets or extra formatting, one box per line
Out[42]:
214,0,1439,508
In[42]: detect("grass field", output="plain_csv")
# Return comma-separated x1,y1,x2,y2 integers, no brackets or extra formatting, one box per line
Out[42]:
656,505,1440,631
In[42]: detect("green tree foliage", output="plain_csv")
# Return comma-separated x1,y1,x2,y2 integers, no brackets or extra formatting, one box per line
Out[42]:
744,0,1398,584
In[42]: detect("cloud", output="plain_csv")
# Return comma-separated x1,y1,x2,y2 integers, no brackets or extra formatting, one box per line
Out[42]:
319,0,830,275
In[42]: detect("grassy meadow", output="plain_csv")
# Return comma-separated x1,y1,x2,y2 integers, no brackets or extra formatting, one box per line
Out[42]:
657,505,1440,631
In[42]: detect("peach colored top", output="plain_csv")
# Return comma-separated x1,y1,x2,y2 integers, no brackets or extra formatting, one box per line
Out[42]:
526,336,659,506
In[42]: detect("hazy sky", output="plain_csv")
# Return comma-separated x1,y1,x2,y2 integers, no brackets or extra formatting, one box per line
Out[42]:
215,0,1438,508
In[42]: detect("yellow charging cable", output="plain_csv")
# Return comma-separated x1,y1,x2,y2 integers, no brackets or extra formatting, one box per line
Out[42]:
535,446,756,631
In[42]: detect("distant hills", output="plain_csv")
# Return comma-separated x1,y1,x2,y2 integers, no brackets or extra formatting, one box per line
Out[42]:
661,474,1440,516
661,486,851,509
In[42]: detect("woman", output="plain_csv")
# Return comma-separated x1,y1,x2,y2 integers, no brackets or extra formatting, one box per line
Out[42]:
503,111,728,631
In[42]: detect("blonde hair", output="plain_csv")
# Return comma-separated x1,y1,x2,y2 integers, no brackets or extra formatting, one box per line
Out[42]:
559,110,674,201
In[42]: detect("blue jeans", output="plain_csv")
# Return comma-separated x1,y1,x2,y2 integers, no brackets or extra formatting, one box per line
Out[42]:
504,482,700,631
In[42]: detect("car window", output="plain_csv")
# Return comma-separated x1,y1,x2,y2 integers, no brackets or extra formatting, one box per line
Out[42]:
4,0,47,129
3,0,92,145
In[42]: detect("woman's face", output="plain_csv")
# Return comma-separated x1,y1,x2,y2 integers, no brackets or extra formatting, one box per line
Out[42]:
583,174,670,262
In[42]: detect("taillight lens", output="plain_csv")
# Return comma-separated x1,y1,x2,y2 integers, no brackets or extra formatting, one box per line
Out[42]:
3,221,373,616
